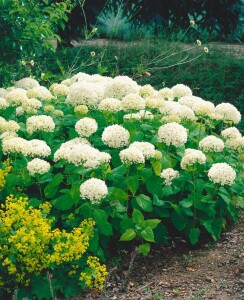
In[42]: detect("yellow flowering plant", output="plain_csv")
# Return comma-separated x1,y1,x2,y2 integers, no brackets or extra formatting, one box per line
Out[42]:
0,195,107,299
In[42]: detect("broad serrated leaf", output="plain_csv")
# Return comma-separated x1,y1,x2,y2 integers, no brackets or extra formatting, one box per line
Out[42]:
120,229,136,241
150,161,162,176
127,175,139,195
135,194,153,212
144,219,161,229
179,198,193,208
52,194,74,211
93,210,113,236
132,208,144,224
141,227,155,242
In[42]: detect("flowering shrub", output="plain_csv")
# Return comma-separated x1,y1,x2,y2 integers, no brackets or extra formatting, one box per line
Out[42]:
0,73,243,297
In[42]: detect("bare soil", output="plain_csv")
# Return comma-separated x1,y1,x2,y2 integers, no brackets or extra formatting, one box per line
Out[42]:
79,214,244,300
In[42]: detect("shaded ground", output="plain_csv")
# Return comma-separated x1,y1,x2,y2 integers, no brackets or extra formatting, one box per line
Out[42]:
79,214,243,300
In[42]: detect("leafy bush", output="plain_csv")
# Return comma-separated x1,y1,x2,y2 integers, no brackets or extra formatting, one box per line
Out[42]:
0,0,73,62
0,72,243,280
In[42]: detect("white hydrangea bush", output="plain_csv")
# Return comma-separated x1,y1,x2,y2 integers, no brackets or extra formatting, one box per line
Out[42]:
0,74,243,254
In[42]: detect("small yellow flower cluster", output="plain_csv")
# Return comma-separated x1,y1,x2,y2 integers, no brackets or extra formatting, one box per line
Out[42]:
0,158,12,191
0,195,96,288
80,256,108,290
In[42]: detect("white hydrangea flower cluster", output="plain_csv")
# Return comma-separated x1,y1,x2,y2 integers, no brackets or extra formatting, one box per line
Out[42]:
181,149,206,170
214,103,241,124
98,98,121,113
0,98,9,110
121,93,145,111
6,88,28,106
15,77,40,90
159,101,196,121
0,131,18,141
0,117,20,133
129,142,156,159
208,163,236,185
104,76,139,100
221,127,242,140
28,139,51,158
157,87,174,100
102,125,130,148
160,168,179,185
44,105,55,112
145,97,166,109
52,84,70,97
171,84,192,98
192,100,215,117
22,98,42,114
139,84,156,98
199,135,225,152
178,96,204,109
225,137,244,150
74,105,89,115
80,178,108,204
26,115,55,135
27,158,50,176
2,137,30,156
66,82,104,108
158,122,188,147
75,117,98,137
119,147,145,165
0,88,7,98
27,86,53,101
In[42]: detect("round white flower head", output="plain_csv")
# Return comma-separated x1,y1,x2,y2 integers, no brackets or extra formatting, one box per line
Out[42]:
98,98,121,113
27,86,53,101
75,117,98,137
199,136,225,152
53,84,70,97
67,145,102,168
129,142,155,159
70,72,91,84
158,122,187,147
178,96,204,109
119,147,145,165
225,137,244,150
99,152,111,164
221,127,242,140
16,106,24,116
171,84,192,98
26,115,55,135
74,105,89,114
208,163,236,186
61,78,72,86
27,158,50,177
4,120,20,133
2,137,30,156
139,84,155,98
215,103,241,124
22,98,42,111
49,83,59,93
6,88,28,106
121,93,145,111
0,131,18,141
145,97,166,109
0,98,9,110
88,74,113,85
80,178,108,204
157,87,174,100
161,115,181,123
54,138,90,162
160,168,179,185
44,105,55,112
0,88,7,98
192,100,215,117
160,101,196,121
28,139,51,158
15,77,40,90
104,76,139,100
66,82,104,108
181,149,206,170
102,125,130,148
53,109,64,117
